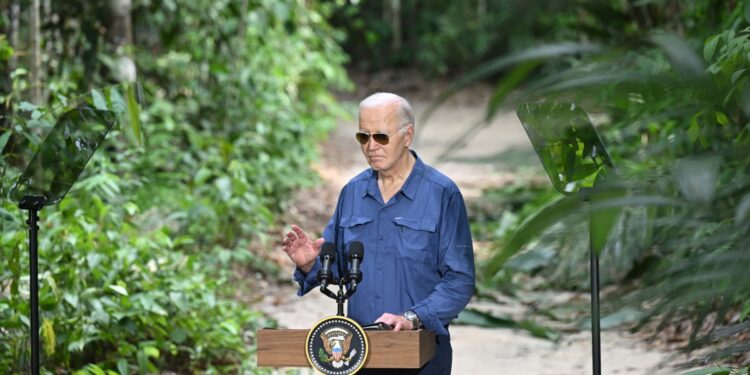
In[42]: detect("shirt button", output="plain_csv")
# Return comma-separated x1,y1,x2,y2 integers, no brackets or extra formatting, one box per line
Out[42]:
379,236,384,240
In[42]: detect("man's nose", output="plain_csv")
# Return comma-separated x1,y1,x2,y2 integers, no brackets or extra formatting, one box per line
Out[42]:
367,138,379,151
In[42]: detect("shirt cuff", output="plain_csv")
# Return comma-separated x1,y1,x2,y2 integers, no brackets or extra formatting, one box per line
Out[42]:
293,260,321,296
413,304,449,336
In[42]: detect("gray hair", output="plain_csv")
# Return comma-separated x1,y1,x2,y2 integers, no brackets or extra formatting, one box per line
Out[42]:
359,92,415,132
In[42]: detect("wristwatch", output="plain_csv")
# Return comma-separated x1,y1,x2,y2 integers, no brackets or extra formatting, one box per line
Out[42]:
403,310,421,330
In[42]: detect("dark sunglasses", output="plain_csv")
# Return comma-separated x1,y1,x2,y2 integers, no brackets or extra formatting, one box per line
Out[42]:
355,131,391,145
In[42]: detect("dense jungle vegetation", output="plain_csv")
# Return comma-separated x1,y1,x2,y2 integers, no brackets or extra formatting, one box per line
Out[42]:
1,0,348,373
337,0,750,372
2,0,749,373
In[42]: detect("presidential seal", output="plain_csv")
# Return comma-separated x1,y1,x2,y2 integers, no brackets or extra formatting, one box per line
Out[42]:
305,316,369,375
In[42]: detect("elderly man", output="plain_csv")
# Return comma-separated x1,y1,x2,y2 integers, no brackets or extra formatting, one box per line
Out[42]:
282,92,475,374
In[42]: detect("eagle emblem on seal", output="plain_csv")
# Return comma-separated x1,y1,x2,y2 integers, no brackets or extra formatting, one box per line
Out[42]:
318,327,358,368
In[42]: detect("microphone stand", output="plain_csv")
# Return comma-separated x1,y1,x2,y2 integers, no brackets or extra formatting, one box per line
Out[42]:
320,277,357,316
319,270,359,317
319,242,363,317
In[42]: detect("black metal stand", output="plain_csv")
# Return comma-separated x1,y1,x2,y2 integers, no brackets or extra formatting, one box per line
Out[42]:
590,240,601,375
320,275,358,317
18,195,45,375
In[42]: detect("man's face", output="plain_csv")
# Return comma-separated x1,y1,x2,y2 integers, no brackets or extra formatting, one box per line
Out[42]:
358,103,412,173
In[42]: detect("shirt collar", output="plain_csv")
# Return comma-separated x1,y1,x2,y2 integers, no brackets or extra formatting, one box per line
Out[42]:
363,150,423,201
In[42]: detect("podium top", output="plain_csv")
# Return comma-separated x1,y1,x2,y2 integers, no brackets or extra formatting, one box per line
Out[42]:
257,328,435,369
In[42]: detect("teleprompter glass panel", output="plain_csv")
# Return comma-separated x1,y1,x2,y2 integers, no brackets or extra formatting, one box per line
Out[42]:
10,108,116,205
516,102,614,196
8,83,141,206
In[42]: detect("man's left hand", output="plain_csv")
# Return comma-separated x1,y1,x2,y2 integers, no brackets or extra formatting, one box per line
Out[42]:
374,313,413,331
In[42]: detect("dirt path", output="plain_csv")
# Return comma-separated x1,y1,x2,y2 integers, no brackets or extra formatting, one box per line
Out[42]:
258,85,685,374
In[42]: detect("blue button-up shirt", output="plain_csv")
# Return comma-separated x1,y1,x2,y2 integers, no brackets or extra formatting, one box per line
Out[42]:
294,151,475,361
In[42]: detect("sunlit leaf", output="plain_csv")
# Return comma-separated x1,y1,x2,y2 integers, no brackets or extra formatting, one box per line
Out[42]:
125,83,143,145
0,131,10,151
91,89,108,111
108,285,129,296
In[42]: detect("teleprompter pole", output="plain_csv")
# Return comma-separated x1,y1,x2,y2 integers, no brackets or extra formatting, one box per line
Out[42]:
19,195,45,375
590,209,601,375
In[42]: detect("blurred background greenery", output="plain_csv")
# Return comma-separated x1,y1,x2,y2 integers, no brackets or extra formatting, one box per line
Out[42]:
1,0,749,374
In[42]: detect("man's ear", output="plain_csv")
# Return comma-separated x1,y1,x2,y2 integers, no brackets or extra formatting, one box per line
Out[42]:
405,124,414,148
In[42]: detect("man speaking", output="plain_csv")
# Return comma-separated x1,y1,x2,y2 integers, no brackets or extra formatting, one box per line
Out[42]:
281,92,475,374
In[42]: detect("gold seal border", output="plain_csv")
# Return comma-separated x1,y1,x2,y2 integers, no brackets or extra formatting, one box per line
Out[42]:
305,315,370,375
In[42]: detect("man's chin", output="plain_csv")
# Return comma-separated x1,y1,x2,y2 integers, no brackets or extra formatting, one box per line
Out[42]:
368,159,384,169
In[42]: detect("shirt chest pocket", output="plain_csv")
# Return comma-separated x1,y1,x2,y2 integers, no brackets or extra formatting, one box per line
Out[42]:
393,217,437,263
339,216,373,245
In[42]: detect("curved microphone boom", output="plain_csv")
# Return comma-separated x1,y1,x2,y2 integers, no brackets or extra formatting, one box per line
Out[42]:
348,241,364,290
317,242,337,289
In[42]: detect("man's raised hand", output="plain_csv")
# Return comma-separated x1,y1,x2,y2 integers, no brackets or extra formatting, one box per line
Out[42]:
281,225,324,274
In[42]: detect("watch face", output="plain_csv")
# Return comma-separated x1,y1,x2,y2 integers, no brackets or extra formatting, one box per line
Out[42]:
404,311,418,328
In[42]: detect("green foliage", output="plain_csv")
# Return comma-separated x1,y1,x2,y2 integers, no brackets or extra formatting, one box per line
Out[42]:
130,0,350,250
0,34,13,62
1,183,272,372
454,308,560,342
332,0,586,75
1,0,349,372
681,366,750,375
438,0,750,369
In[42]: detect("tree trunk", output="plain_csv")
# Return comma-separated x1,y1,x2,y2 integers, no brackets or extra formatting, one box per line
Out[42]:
477,0,486,20
626,0,653,30
9,0,20,73
30,0,42,104
108,0,136,82
390,0,402,52
2,0,19,133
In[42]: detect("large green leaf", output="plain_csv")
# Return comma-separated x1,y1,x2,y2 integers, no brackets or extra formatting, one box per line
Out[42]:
680,367,731,375
650,33,708,84
483,195,582,278
455,308,560,341
588,187,625,255
419,42,602,141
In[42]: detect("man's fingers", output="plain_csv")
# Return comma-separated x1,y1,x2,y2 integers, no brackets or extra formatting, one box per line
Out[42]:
313,238,325,251
291,225,308,240
374,313,390,323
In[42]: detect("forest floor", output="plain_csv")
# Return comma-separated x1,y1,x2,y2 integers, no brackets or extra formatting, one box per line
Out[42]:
252,71,701,374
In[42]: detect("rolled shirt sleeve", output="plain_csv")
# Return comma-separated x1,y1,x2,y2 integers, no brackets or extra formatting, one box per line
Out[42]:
412,191,475,336
293,259,322,296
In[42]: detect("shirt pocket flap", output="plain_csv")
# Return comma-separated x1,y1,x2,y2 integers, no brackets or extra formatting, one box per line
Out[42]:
393,217,437,233
339,216,373,228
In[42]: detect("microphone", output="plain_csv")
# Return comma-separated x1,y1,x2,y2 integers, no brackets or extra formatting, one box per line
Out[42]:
348,241,364,289
317,242,337,289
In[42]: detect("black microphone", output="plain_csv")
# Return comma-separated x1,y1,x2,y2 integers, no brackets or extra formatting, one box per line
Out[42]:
348,241,364,289
317,242,337,289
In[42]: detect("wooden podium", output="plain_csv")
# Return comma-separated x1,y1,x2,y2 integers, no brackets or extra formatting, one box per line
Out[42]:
257,328,436,369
